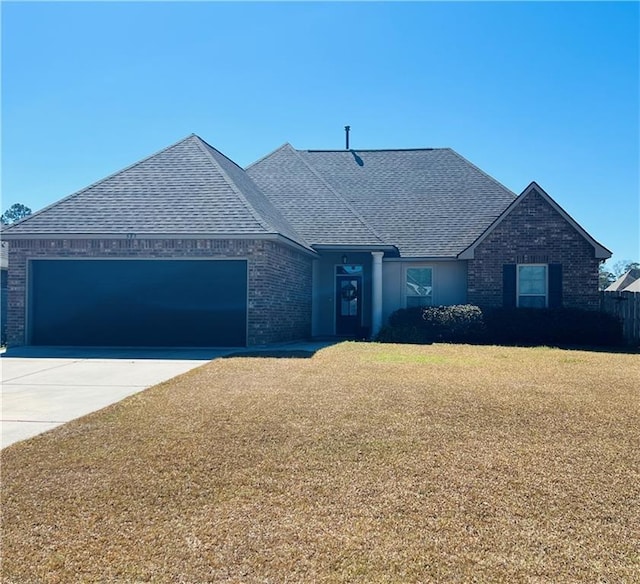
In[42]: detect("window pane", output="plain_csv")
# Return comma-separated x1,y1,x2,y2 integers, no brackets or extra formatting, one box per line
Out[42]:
340,279,359,316
407,268,432,297
337,265,363,275
518,265,546,295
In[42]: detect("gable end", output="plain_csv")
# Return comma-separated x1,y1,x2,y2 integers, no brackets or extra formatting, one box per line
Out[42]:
459,182,611,260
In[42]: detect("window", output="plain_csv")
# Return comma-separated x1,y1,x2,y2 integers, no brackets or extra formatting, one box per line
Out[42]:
517,264,547,308
406,267,433,307
336,265,363,275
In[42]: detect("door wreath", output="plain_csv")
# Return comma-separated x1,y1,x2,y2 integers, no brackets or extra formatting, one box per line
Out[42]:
341,282,358,301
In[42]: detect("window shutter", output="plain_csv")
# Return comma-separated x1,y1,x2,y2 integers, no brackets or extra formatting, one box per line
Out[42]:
503,264,517,308
548,263,563,308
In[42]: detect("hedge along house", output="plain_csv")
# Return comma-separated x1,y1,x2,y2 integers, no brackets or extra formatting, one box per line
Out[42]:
3,134,611,348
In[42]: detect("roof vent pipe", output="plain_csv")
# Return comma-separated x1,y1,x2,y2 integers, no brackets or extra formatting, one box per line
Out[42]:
345,125,350,150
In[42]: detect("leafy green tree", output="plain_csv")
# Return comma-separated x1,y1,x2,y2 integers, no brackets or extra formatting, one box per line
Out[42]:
599,264,616,290
1,203,32,225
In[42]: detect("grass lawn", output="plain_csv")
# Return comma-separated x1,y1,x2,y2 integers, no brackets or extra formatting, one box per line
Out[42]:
2,342,639,583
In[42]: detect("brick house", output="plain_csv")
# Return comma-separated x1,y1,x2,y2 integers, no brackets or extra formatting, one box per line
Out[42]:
2,134,611,347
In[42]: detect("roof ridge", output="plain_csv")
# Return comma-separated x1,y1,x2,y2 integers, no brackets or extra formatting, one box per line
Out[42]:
2,134,200,232
195,135,252,175
292,149,389,245
303,147,443,153
245,143,294,170
446,148,517,198
192,137,273,233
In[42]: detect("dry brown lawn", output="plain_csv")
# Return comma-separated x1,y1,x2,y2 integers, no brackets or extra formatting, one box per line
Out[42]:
2,342,639,583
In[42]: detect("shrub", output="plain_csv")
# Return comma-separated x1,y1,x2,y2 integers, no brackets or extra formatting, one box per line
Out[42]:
421,304,485,343
483,307,624,347
377,307,428,343
377,304,484,344
377,305,624,347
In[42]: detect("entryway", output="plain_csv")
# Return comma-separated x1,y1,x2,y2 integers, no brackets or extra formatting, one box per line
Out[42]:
335,265,363,336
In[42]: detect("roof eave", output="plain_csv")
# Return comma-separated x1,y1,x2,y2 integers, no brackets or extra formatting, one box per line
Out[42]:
383,255,460,262
1,231,318,256
311,243,400,257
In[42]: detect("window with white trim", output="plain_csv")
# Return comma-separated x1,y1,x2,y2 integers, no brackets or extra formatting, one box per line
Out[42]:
517,264,547,308
406,267,433,307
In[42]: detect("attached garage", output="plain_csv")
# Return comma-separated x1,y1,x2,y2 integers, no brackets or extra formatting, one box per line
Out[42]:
28,259,247,347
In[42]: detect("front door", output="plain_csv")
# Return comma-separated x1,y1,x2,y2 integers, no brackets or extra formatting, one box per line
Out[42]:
336,274,362,336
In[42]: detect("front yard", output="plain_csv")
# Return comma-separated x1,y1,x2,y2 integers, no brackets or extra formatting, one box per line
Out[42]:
2,342,639,583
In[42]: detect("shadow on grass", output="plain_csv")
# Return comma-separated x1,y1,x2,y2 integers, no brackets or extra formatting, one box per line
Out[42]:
221,350,316,359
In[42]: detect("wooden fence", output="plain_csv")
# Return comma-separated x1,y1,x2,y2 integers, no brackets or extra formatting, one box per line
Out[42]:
601,291,640,346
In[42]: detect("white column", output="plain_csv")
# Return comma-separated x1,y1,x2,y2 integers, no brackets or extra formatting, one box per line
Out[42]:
371,251,384,338
311,258,320,337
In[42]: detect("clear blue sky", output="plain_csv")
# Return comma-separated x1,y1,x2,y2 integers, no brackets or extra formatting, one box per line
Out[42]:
2,1,638,266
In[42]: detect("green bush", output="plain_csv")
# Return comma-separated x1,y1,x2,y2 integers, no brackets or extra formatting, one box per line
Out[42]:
422,304,485,343
377,304,484,344
483,308,624,347
377,305,624,347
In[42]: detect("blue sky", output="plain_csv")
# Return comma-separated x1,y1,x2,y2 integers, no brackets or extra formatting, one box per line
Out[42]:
2,1,638,266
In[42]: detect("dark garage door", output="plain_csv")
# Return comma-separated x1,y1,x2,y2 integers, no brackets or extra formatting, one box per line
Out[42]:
30,259,247,347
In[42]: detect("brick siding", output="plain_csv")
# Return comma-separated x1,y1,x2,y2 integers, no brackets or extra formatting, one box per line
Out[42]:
7,238,312,347
467,188,601,310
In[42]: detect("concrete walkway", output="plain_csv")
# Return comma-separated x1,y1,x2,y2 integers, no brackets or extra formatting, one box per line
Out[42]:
1,342,333,449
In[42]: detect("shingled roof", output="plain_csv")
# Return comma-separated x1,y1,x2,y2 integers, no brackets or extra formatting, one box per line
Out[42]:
247,146,517,257
605,268,640,292
3,135,309,250
5,135,520,258
246,144,387,248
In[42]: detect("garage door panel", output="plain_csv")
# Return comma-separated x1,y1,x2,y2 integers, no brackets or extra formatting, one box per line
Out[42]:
30,260,247,347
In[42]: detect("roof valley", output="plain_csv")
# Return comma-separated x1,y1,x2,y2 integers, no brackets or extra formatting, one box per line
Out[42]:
291,148,388,245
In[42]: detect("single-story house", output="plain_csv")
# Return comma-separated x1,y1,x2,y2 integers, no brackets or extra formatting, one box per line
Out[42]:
2,134,611,347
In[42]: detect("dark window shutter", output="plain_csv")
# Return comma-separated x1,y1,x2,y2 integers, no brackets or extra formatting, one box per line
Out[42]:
548,263,563,308
503,264,517,308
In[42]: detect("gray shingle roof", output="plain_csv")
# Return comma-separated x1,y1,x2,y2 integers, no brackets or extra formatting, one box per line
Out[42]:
5,135,518,258
605,268,640,292
246,144,386,247
249,147,516,257
4,135,309,249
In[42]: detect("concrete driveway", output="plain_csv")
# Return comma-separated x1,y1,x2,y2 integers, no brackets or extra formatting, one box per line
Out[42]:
1,342,332,449
1,347,229,448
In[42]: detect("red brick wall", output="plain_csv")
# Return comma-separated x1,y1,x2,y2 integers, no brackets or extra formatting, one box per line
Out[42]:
7,238,312,347
467,189,601,310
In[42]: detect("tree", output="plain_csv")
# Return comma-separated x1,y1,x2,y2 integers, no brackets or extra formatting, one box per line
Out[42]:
599,264,616,290
1,203,32,225
599,259,640,290
611,260,640,277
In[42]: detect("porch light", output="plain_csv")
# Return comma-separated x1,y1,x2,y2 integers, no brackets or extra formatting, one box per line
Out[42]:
342,254,348,264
